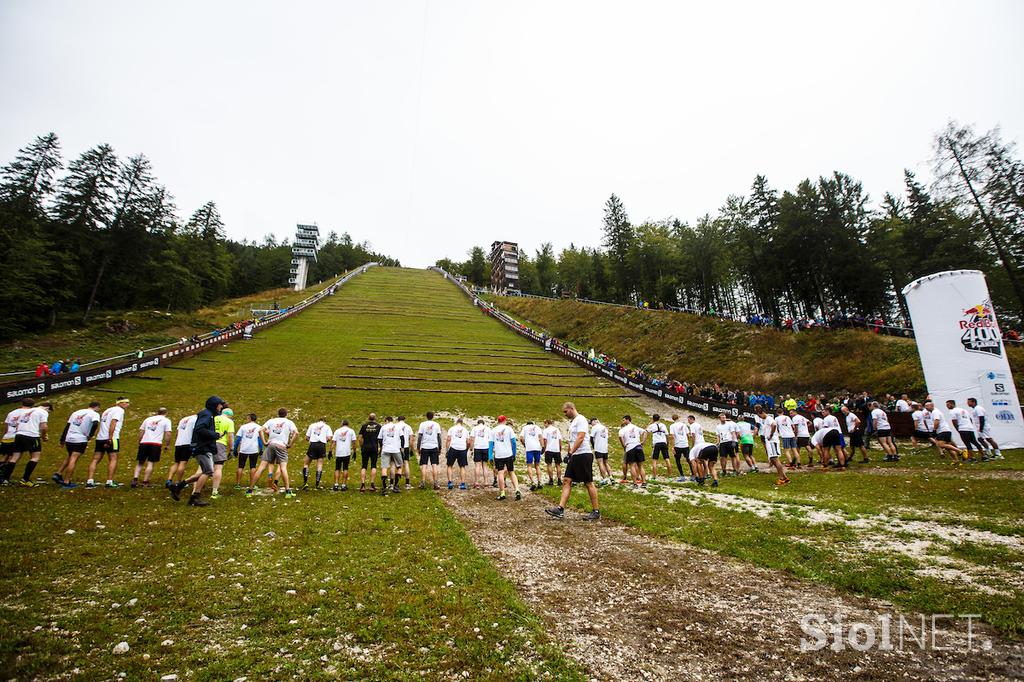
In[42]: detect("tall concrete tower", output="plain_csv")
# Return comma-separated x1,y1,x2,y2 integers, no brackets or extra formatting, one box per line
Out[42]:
290,224,320,291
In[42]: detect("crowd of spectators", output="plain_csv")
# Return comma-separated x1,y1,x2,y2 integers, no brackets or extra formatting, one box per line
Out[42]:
34,358,82,377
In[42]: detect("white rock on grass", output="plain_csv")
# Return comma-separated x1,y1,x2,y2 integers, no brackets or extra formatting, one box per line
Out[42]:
65,529,75,535
112,641,130,655
127,598,138,606
161,639,174,647
318,589,327,596
285,589,297,595
161,675,178,681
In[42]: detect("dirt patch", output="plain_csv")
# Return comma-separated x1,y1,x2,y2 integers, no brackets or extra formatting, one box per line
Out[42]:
443,488,1024,681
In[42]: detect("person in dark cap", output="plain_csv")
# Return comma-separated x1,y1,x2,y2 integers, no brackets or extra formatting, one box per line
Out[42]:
169,395,226,506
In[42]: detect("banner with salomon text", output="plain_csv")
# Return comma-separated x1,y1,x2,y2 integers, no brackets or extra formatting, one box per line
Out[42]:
902,269,1024,448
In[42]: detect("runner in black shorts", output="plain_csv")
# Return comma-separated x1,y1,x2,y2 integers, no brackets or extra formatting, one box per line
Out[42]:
358,414,381,493
695,442,720,487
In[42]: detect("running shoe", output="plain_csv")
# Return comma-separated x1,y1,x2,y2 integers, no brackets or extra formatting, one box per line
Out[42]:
210,490,220,500
406,483,412,490
86,481,97,489
187,494,209,507
447,481,454,490
544,506,565,519
497,491,506,500
245,489,253,498
284,490,295,499
302,483,309,490
776,478,790,486
419,482,426,490
341,485,348,491
458,482,466,490
51,473,63,485
491,480,498,488
105,481,120,489
62,482,78,489
584,510,601,521
234,484,243,490
19,480,36,487
393,484,401,493
515,490,522,501
712,480,719,488
333,484,340,491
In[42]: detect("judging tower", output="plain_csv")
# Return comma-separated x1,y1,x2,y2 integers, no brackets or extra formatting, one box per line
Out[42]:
290,224,320,291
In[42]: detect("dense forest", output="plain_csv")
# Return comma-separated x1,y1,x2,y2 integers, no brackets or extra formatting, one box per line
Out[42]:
440,123,1024,328
0,133,398,338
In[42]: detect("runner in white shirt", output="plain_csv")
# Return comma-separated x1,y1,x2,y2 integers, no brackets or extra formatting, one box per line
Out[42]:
869,402,898,461
686,415,707,481
53,400,101,487
775,409,798,468
545,402,600,520
895,395,912,412
790,410,813,467
967,397,1002,460
235,414,264,490
715,413,741,476
819,408,848,465
924,400,962,462
542,420,563,486
247,407,298,497
589,418,612,485
168,413,198,488
618,415,647,486
490,415,521,501
811,424,844,467
329,420,357,490
378,416,405,495
947,399,982,461
445,418,471,490
910,403,931,449
86,397,130,488
302,418,333,489
840,406,868,464
416,412,444,490
469,419,492,489
519,420,544,490
397,416,414,490
669,414,691,481
646,415,671,480
4,398,51,486
132,408,172,488
756,406,790,486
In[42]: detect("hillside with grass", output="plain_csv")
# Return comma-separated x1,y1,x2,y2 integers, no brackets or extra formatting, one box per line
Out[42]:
494,296,1024,397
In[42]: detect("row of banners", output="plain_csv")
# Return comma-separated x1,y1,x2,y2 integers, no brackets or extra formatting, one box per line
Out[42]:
0,265,377,405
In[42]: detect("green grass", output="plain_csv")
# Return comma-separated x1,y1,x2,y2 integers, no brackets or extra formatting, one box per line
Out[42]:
491,295,1024,398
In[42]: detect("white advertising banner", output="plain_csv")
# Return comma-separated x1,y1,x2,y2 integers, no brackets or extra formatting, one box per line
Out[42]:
902,270,1024,448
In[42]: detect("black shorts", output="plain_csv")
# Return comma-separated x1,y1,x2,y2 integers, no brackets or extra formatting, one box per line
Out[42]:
136,443,162,463
174,444,192,463
740,442,754,456
674,446,689,459
335,455,351,471
958,430,979,447
652,442,669,459
625,446,645,464
307,442,327,460
849,431,864,447
936,432,952,443
699,445,719,461
564,452,594,483
360,450,379,469
719,441,735,457
913,430,932,440
796,436,810,448
13,434,42,453
594,451,608,460
238,449,260,469
473,449,489,463
544,451,562,465
446,448,468,467
0,440,13,456
822,430,842,447
875,429,892,438
65,441,88,455
419,448,440,466
95,439,119,454
493,457,515,472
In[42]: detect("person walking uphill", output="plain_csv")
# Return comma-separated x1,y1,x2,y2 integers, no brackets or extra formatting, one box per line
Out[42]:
169,395,226,506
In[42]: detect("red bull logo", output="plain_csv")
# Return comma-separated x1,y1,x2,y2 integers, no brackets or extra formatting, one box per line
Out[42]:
959,300,1001,356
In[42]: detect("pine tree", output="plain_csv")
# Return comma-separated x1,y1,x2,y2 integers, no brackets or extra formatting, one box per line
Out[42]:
0,132,63,217
601,194,633,302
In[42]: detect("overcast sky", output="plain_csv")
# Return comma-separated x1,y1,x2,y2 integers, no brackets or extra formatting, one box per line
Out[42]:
2,1,1022,267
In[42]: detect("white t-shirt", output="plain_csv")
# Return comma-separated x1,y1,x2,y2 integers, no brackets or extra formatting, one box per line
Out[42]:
16,407,48,438
263,417,298,446
542,426,561,452
65,408,100,444
447,424,469,450
895,399,911,412
619,423,644,450
3,408,24,440
175,415,197,447
417,420,442,449
756,415,768,437
332,426,356,456
139,415,172,445
670,420,689,447
844,412,861,432
520,424,543,451
491,423,515,458
470,424,491,450
591,423,609,453
822,414,840,430
950,407,975,432
399,421,414,449
378,422,403,454
736,421,753,440
911,409,928,432
98,405,125,441
306,421,332,443
762,415,779,442
791,414,810,438
568,414,591,454
714,422,735,443
931,409,953,434
776,414,795,439
689,421,705,445
973,405,990,434
237,422,263,454
871,408,891,431
691,442,716,460
646,422,668,444
810,426,839,447
812,416,824,432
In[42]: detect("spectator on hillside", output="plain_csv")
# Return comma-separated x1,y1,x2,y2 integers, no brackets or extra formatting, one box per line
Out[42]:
35,362,50,377
70,359,81,373
51,359,64,374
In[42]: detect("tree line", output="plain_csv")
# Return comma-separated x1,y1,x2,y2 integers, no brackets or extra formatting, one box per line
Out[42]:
440,123,1023,327
0,133,397,338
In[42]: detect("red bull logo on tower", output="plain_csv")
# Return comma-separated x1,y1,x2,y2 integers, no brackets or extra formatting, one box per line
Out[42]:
959,300,1001,357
